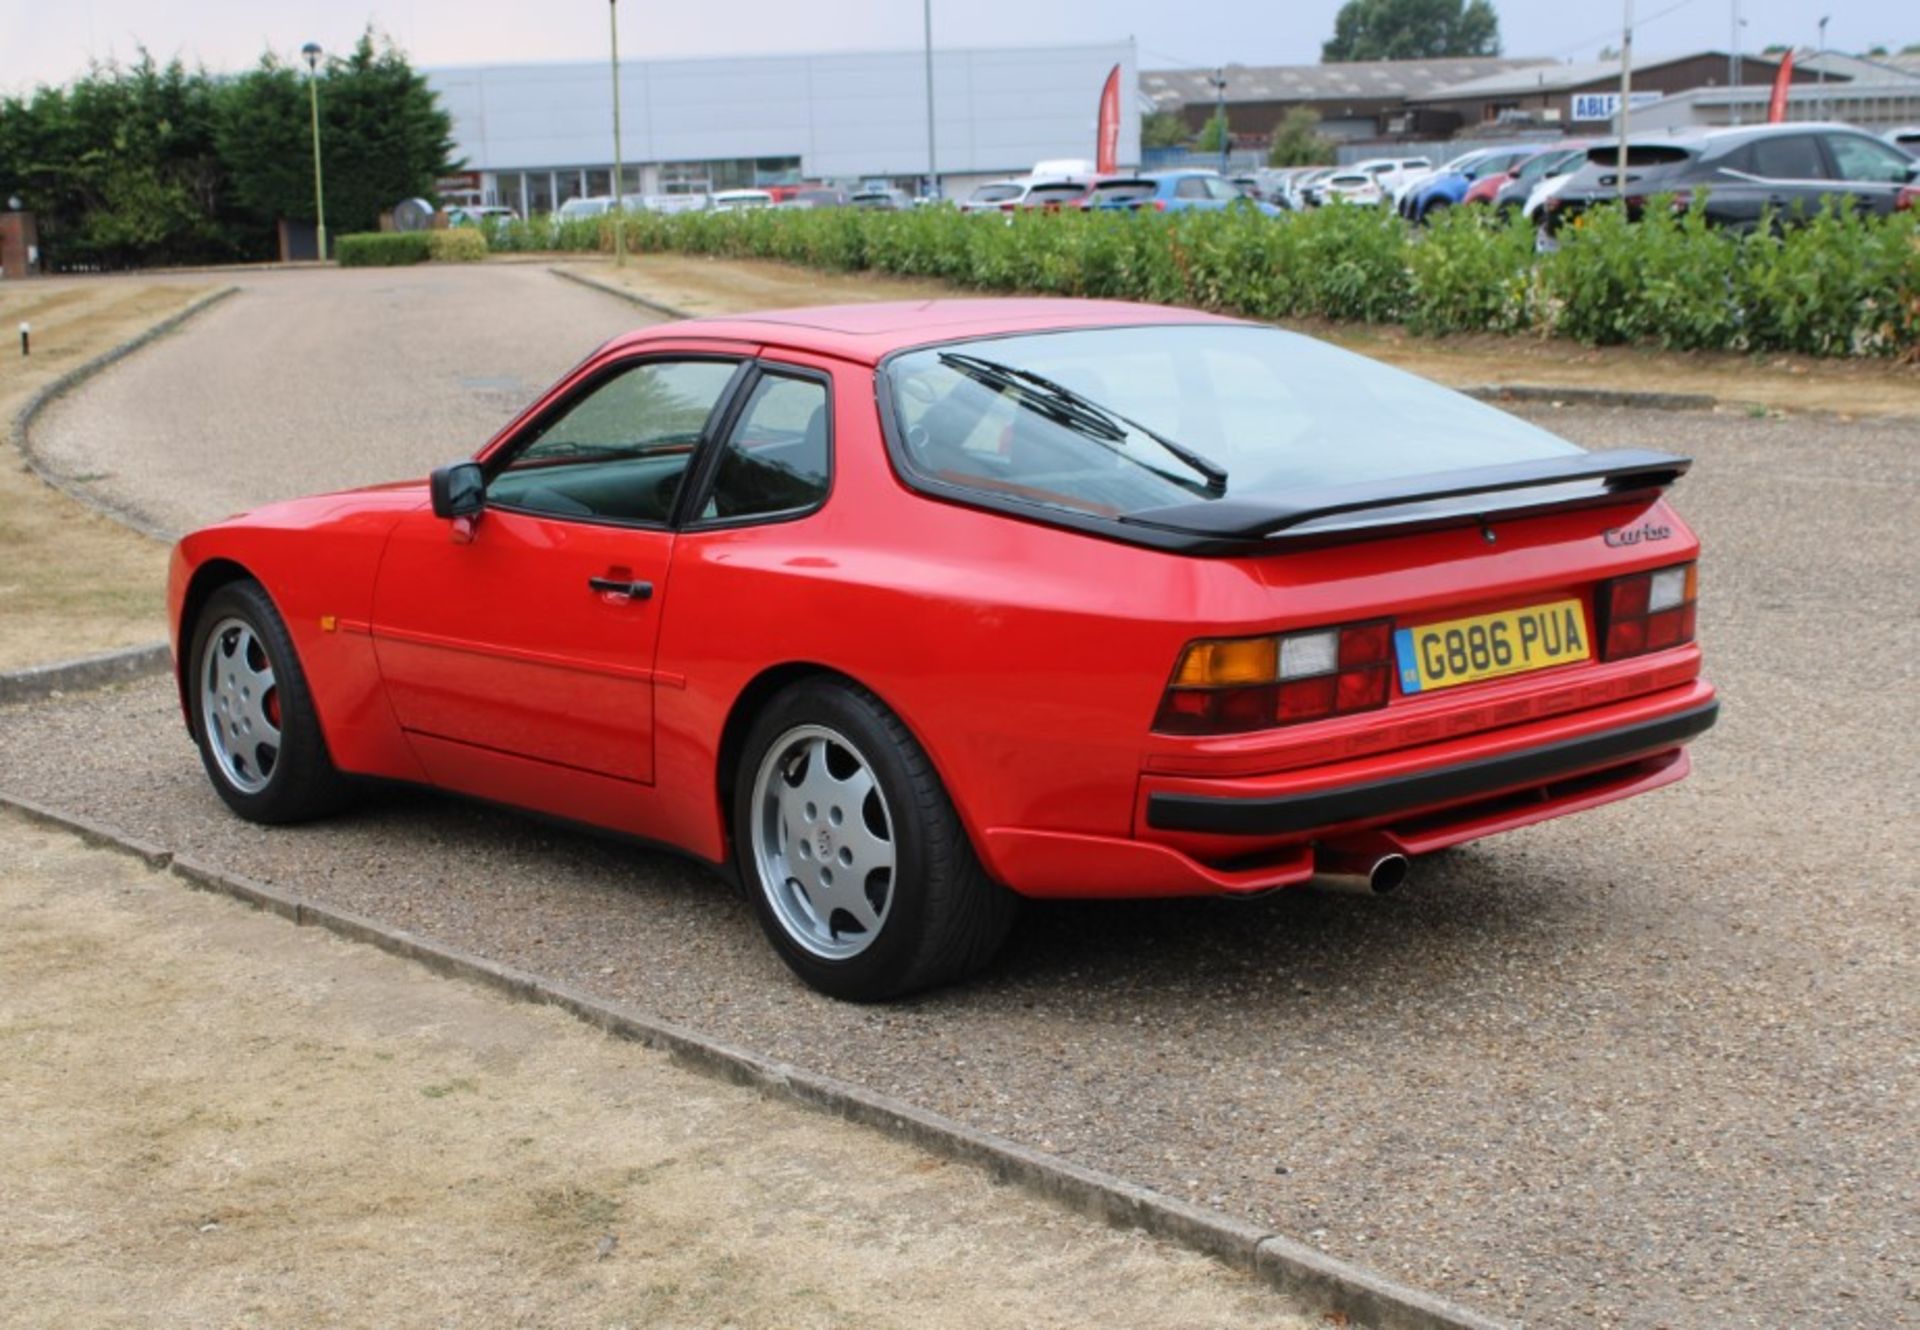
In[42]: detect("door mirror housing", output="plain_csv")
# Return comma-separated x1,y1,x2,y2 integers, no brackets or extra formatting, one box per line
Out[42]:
430,461,485,519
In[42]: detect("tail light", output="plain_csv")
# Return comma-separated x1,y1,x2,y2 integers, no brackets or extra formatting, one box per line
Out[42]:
1600,562,1697,660
1155,621,1393,735
1153,199,1168,212
1897,186,1918,213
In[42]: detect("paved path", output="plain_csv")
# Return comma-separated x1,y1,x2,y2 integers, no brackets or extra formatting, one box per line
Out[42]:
6,267,1917,1328
31,265,650,538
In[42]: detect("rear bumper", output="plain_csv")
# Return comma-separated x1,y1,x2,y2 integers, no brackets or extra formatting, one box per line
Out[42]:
1148,698,1719,835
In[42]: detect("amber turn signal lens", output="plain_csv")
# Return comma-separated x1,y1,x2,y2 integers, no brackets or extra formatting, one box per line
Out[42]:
1173,637,1279,688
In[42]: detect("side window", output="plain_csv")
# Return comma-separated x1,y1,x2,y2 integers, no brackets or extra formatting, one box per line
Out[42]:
702,373,830,521
487,359,738,524
1206,177,1241,201
1827,134,1912,183
1175,177,1210,200
1750,134,1827,180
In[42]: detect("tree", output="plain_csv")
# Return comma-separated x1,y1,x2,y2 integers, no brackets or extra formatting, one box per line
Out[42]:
219,29,457,239
1140,110,1189,150
1194,110,1230,154
1267,107,1335,167
1322,0,1502,62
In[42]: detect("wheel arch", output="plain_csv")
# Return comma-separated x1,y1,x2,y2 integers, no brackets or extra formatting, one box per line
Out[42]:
175,557,258,730
712,662,974,868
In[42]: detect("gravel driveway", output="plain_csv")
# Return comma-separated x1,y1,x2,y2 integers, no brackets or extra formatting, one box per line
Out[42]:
6,268,1916,1328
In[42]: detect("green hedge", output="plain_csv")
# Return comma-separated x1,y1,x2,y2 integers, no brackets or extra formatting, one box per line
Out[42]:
336,232,431,267
426,228,488,262
495,201,1920,357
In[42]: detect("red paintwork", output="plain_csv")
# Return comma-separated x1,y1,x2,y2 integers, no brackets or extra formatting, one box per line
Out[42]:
168,300,1715,897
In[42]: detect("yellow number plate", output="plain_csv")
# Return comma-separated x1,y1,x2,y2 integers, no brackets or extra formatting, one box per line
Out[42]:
1393,599,1590,694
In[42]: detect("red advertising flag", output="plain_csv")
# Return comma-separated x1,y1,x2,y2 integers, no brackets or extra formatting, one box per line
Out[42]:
1766,49,1794,123
1096,64,1121,174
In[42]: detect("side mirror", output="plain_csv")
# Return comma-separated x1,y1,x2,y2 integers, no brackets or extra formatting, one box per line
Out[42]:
430,461,485,519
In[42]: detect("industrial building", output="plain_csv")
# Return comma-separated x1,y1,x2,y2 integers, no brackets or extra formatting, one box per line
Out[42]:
425,41,1137,210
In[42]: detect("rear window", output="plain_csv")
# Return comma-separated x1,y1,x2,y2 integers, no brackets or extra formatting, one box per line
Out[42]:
884,326,1579,525
970,184,1023,203
1025,184,1086,203
1587,144,1694,169
1091,180,1155,203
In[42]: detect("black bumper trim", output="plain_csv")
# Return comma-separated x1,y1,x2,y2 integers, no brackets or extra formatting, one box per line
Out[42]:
1146,699,1720,836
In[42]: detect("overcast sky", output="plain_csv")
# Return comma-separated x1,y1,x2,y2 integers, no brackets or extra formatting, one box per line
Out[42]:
2,0,1913,94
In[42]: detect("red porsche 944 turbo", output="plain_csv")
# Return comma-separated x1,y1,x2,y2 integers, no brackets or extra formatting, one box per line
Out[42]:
170,300,1717,999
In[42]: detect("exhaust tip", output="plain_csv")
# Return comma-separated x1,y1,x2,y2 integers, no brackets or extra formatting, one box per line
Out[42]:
1369,853,1410,895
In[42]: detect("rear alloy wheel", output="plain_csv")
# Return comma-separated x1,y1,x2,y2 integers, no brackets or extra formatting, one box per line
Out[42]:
189,580,352,824
736,679,1017,1001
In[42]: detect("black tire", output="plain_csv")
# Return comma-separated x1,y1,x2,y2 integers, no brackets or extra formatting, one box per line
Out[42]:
188,579,354,824
733,678,1018,1001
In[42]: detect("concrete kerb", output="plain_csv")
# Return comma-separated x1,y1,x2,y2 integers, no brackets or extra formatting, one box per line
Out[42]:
0,642,173,704
0,786,1510,1330
9,284,237,545
549,265,695,321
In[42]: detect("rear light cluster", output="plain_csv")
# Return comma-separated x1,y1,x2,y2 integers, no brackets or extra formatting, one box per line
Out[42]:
1154,621,1392,735
1601,562,1697,660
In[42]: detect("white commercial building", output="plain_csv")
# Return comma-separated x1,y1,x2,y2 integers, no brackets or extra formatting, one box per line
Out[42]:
425,41,1138,212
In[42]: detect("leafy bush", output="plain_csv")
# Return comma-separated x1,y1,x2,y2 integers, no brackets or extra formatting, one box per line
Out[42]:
335,232,431,267
426,228,488,262
475,199,1918,358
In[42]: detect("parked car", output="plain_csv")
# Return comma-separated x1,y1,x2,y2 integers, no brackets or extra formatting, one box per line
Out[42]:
556,196,616,221
1349,156,1433,198
446,205,518,227
1319,171,1385,206
960,180,1033,214
1079,177,1160,210
170,299,1716,1000
1399,147,1536,221
640,193,709,215
1294,167,1343,208
1488,145,1592,214
1125,170,1283,215
1885,125,1920,154
851,188,911,211
710,189,775,213
1017,180,1096,211
784,188,850,210
1547,123,1920,232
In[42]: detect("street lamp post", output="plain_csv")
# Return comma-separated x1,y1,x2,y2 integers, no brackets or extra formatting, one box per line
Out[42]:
1817,16,1830,119
609,0,626,267
301,43,327,262
923,0,937,200
1210,68,1229,172
1617,0,1634,189
1728,0,1741,125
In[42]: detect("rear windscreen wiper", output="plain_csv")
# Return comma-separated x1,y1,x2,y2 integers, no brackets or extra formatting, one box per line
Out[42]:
938,351,1229,495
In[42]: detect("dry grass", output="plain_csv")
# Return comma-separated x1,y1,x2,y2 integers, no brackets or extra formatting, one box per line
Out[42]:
0,279,212,671
0,810,1311,1330
566,252,1920,419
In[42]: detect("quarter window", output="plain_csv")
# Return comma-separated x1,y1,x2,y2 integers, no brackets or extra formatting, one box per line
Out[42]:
703,373,830,521
488,359,738,524
1826,134,1913,183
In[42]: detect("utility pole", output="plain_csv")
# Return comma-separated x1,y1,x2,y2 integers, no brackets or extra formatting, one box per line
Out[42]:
610,0,626,266
1728,0,1741,125
1617,0,1633,192
301,43,327,262
923,0,937,200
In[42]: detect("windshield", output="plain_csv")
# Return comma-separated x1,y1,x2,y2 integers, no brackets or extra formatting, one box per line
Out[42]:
885,325,1580,524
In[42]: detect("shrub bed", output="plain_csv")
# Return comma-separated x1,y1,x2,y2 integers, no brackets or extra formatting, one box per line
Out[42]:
426,228,488,262
494,202,1920,357
335,232,432,267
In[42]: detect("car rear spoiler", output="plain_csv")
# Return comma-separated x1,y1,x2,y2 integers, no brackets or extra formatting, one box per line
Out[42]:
1117,448,1691,542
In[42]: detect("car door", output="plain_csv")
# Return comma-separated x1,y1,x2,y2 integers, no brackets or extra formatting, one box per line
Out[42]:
1740,132,1832,226
1821,132,1915,216
370,350,749,786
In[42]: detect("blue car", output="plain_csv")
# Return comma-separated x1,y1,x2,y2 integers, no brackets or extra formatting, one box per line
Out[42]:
1093,170,1282,216
1400,147,1536,222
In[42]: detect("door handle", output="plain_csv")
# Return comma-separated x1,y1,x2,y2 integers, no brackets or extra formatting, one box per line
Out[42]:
588,576,653,600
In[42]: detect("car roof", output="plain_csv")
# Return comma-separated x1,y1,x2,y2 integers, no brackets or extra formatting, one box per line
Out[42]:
606,299,1242,366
